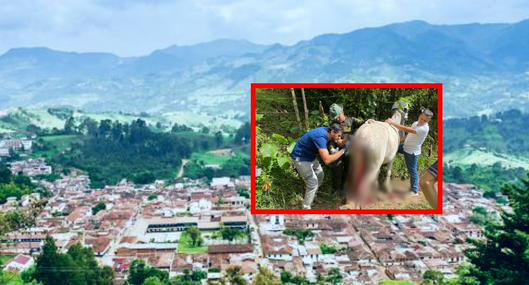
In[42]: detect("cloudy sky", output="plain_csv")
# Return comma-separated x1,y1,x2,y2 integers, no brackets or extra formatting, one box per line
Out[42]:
1,0,528,56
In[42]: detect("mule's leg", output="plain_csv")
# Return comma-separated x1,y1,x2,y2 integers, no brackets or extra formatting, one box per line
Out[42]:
380,160,394,193
377,164,388,192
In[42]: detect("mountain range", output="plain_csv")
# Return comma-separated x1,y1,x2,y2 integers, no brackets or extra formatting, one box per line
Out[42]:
1,19,529,117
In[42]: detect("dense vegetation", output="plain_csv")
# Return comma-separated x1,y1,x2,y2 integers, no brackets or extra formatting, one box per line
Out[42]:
0,163,49,204
444,110,528,155
256,88,438,209
415,174,529,285
21,237,114,285
444,109,529,196
283,229,314,245
28,116,251,188
41,118,190,188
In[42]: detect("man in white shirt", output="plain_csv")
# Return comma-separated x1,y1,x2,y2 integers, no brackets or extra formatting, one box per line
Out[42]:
385,108,433,195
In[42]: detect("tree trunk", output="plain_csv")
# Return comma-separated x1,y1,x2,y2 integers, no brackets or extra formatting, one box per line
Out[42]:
319,100,325,122
291,88,303,130
301,88,310,130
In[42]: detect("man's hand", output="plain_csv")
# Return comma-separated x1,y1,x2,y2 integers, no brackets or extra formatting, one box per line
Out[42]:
386,118,417,134
319,148,345,165
335,136,347,147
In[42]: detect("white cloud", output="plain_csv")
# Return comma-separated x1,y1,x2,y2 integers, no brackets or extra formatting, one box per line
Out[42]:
0,0,528,56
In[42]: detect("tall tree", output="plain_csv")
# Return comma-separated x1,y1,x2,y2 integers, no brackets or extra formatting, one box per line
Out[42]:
187,227,202,247
215,131,224,148
128,259,168,285
253,267,280,285
459,173,529,284
226,266,247,285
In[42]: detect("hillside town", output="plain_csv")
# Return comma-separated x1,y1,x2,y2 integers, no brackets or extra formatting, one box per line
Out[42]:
0,153,510,284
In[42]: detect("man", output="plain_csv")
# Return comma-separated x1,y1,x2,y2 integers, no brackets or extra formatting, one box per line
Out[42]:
420,160,438,208
385,108,433,195
291,123,345,209
328,103,364,193
329,103,364,135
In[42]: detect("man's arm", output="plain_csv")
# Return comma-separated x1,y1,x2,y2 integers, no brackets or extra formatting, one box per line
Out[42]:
319,148,345,165
385,119,416,134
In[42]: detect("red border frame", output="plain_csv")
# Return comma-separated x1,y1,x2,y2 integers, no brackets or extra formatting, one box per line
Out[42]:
251,83,443,215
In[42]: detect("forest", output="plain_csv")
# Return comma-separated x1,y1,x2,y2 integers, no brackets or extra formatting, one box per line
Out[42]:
32,117,250,188
256,87,438,210
443,109,529,196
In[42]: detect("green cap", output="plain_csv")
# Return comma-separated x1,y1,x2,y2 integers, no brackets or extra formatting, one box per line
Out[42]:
329,103,344,121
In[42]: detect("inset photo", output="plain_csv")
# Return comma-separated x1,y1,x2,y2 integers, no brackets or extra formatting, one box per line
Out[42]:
251,83,442,214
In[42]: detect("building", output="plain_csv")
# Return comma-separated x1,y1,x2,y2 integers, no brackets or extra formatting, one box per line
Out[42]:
3,255,34,273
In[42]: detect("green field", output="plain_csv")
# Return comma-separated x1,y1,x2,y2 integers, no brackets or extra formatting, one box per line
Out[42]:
0,255,13,266
32,134,84,158
191,151,234,165
445,147,529,170
0,256,24,285
178,232,208,254
0,272,25,285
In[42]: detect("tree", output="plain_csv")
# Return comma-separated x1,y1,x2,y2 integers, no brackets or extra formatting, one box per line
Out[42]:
215,131,224,147
326,268,342,285
186,227,203,247
64,116,76,134
459,173,529,284
253,267,280,285
32,239,113,285
226,266,247,285
35,237,83,285
0,164,11,184
218,227,244,242
148,194,158,201
128,259,168,285
132,171,156,185
92,202,106,215
422,270,445,285
0,213,10,237
235,122,250,145
143,276,163,285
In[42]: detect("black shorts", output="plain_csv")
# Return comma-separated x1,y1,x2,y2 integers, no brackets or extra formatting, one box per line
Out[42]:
427,160,438,178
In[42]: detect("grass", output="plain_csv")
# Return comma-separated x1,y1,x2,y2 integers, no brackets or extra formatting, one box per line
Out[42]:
32,134,83,158
191,151,233,165
0,255,13,266
178,232,208,254
0,272,24,285
191,149,249,166
445,147,529,169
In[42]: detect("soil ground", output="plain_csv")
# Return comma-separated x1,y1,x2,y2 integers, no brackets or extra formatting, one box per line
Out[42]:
312,178,434,210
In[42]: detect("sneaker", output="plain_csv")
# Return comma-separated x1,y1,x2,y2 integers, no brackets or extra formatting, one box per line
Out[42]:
410,191,419,197
302,205,311,210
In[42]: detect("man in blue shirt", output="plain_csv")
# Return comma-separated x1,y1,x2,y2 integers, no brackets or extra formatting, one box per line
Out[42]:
291,123,345,209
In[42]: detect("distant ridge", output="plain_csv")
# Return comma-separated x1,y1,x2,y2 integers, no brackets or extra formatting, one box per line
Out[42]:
1,19,529,117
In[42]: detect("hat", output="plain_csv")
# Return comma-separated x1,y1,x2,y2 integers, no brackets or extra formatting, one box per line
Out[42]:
329,103,344,121
421,108,434,118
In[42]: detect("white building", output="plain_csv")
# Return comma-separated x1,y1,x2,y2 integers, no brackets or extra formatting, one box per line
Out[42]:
3,255,34,273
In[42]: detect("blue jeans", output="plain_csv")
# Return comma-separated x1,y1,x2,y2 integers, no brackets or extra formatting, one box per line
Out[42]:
398,145,419,193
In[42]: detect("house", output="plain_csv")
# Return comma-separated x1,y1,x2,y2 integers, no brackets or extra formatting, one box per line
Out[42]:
3,254,34,273
208,244,253,255
211,177,234,188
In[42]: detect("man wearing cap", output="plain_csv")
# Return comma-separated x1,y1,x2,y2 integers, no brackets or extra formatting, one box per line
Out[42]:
328,103,364,194
291,123,346,209
329,103,364,136
385,108,434,195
